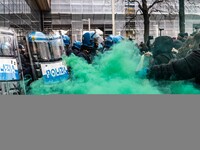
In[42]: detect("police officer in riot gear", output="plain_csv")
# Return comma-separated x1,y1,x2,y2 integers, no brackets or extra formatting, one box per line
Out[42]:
18,44,32,80
71,41,82,56
62,34,71,56
103,35,124,52
77,31,103,64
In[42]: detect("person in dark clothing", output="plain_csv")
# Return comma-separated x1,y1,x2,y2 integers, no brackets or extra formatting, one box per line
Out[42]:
62,34,71,56
176,36,194,58
66,47,72,56
177,32,188,43
139,42,149,55
71,41,82,56
150,36,176,66
147,50,200,84
177,33,185,42
173,39,183,50
18,44,32,76
18,44,33,89
146,32,200,86
78,31,100,63
183,33,189,42
76,47,92,64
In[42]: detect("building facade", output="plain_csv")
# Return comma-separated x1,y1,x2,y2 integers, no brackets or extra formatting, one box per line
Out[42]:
48,0,126,41
1,0,200,44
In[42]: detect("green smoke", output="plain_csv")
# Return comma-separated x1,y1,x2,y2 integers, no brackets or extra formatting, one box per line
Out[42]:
28,40,200,95
153,80,200,94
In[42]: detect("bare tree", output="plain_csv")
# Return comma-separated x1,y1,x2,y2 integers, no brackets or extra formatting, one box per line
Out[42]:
126,0,199,44
127,0,166,44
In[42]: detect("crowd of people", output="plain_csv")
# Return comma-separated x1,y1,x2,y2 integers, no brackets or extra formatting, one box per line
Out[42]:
136,32,200,88
64,32,124,64
18,29,200,91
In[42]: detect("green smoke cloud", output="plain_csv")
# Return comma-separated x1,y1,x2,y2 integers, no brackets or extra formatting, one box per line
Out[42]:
28,40,200,95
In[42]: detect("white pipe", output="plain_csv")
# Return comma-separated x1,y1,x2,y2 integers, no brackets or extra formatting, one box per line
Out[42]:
112,0,115,35
80,29,83,41
88,18,90,31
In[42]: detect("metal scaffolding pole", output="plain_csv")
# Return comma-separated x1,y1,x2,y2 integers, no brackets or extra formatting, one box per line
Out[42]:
112,0,115,35
88,18,91,31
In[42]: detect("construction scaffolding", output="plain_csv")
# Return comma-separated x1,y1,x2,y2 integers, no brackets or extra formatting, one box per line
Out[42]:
125,0,136,39
49,0,126,42
0,0,41,41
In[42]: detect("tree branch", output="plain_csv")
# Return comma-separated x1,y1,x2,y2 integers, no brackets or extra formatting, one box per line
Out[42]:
148,0,164,10
186,0,195,5
149,8,165,14
134,0,144,11
136,9,143,15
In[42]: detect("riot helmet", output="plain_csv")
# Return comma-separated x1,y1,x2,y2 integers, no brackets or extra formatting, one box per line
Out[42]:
113,35,124,43
73,41,82,50
62,35,70,46
104,35,114,49
104,35,124,49
82,31,102,52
